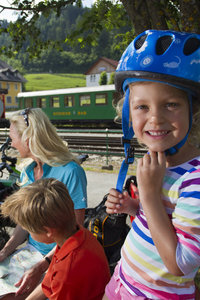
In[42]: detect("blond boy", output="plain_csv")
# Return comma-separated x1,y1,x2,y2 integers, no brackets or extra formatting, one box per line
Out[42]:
1,178,110,300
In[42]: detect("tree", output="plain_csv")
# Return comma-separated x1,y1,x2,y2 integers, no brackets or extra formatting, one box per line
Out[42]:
99,71,107,85
0,0,82,57
108,72,115,84
69,0,200,51
0,0,199,58
0,5,126,73
121,0,200,33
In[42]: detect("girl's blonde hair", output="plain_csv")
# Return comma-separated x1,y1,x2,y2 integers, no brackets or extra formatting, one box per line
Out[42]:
1,178,77,234
9,108,79,166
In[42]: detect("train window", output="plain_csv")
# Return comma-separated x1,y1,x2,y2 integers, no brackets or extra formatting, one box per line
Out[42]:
64,95,74,107
50,97,60,108
95,94,107,105
25,98,33,108
36,97,46,108
79,95,91,106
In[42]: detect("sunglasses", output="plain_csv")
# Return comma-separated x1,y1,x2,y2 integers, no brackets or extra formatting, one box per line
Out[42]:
20,108,30,127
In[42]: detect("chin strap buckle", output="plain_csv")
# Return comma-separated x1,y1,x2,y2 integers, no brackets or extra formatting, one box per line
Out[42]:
121,137,135,164
125,146,135,164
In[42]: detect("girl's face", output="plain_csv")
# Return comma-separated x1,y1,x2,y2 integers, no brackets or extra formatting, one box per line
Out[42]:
9,122,31,158
129,82,189,153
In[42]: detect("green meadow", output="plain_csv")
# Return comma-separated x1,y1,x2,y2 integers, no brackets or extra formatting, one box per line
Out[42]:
24,73,86,91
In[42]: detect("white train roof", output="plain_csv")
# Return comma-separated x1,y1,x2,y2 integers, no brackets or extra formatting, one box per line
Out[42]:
18,84,116,98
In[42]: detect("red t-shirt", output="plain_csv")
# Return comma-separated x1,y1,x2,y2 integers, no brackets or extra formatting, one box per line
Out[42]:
42,226,110,300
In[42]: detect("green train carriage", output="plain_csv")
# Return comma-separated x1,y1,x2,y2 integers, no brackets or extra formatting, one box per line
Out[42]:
17,85,120,128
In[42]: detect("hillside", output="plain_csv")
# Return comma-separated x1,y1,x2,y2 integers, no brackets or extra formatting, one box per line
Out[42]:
24,73,86,91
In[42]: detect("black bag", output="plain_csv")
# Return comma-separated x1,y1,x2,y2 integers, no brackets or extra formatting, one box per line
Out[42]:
84,194,130,274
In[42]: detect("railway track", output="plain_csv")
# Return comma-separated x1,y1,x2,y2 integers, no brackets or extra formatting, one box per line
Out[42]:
59,134,147,157
0,129,147,157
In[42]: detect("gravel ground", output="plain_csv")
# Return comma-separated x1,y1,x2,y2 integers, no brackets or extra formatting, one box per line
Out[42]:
81,153,137,174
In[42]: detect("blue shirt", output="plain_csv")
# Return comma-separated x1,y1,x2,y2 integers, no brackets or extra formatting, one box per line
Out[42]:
20,161,87,255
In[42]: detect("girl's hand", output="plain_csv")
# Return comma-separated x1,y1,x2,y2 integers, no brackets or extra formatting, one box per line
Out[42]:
105,188,139,216
137,151,166,204
136,151,182,275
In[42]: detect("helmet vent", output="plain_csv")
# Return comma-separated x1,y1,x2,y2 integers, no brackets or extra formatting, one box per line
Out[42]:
156,35,173,55
135,34,148,50
183,38,200,55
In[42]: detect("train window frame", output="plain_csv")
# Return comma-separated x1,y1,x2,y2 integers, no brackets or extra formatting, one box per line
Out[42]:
36,97,47,108
95,93,108,106
64,95,75,107
25,98,33,108
79,94,91,106
50,96,60,108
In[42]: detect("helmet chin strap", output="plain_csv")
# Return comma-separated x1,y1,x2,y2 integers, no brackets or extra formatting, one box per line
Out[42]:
116,88,134,193
116,90,193,193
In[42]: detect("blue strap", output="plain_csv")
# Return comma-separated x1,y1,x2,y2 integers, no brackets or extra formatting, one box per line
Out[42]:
116,160,129,193
116,88,134,192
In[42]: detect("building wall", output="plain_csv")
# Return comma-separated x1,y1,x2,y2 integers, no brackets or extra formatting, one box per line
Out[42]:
89,60,116,75
86,58,117,87
86,72,113,87
0,81,22,109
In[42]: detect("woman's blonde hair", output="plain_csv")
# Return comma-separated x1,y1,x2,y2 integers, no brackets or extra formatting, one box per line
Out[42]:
1,178,77,234
9,108,79,166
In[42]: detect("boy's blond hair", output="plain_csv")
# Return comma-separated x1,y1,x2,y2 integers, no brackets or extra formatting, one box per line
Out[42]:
1,178,76,234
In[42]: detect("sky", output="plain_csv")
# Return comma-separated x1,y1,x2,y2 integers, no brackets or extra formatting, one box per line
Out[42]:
0,0,95,21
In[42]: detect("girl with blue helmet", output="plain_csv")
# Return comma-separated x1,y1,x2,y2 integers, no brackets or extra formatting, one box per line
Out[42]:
104,30,200,299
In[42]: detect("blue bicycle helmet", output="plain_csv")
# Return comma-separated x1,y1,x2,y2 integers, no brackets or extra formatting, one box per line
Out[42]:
116,29,200,193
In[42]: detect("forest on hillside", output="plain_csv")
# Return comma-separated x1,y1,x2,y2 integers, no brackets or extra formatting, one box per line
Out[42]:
0,5,131,74
1,1,199,75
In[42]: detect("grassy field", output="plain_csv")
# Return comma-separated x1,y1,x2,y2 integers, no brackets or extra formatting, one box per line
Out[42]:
24,73,86,91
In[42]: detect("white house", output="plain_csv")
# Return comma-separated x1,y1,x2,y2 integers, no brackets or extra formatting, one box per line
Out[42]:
85,57,118,87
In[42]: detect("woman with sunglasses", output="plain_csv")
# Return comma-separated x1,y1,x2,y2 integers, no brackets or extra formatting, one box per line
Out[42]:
0,108,87,299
